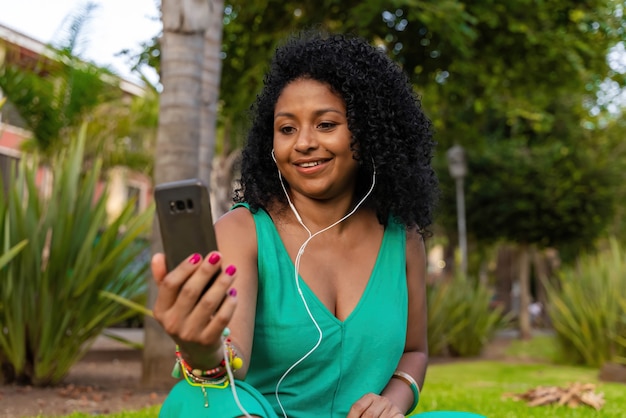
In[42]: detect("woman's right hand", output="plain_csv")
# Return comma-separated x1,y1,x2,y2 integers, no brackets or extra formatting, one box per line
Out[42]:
151,251,238,369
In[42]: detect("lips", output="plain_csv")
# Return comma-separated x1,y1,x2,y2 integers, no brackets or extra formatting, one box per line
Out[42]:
297,161,323,168
293,158,330,169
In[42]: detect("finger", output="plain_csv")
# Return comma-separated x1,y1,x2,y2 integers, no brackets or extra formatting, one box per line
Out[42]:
347,394,374,418
371,398,403,418
185,264,238,339
173,252,226,312
198,287,238,343
151,253,167,284
154,252,205,317
351,393,397,418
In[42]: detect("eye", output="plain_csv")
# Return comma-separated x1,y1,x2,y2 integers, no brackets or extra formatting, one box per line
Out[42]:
278,126,296,135
317,122,337,130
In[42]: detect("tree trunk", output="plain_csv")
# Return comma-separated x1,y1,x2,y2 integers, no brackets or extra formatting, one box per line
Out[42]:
211,149,241,218
518,244,532,340
494,244,516,314
532,247,558,328
143,0,212,389
198,0,225,187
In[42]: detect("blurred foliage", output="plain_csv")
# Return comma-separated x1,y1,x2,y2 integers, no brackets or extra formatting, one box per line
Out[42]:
436,140,621,262
0,57,112,153
0,2,158,175
216,1,626,258
0,3,109,153
84,82,159,176
0,126,153,386
130,3,626,254
427,275,509,357
419,0,626,258
544,238,626,367
217,0,481,148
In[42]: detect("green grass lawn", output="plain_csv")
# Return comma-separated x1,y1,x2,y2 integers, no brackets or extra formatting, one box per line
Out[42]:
504,334,562,364
417,361,624,417
45,359,625,418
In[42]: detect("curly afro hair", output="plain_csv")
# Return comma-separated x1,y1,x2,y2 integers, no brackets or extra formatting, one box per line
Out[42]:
235,31,438,233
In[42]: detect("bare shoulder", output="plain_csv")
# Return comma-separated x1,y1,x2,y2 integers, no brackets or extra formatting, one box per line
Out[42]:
215,206,257,253
405,228,426,257
215,206,255,232
405,227,427,280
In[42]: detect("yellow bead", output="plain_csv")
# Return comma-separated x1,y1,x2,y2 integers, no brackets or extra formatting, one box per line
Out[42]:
231,357,243,370
192,369,203,377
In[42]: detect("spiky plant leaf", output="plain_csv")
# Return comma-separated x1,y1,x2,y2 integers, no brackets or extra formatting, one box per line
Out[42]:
0,126,153,386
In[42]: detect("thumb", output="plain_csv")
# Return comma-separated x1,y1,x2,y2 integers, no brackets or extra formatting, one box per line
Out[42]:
151,253,167,284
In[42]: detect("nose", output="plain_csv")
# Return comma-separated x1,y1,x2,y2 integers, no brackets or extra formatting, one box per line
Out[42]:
294,126,319,152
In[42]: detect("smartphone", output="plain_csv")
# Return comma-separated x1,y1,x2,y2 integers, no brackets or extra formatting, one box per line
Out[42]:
154,178,218,273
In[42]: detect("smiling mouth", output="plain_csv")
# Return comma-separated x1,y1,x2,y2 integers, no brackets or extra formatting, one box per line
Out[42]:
296,161,325,168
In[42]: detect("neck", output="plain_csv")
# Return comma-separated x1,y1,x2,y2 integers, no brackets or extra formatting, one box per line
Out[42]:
273,168,376,235
290,195,358,234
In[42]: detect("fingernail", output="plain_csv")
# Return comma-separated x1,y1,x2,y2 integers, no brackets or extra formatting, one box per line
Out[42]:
225,265,237,276
228,288,237,297
208,253,221,264
189,253,201,264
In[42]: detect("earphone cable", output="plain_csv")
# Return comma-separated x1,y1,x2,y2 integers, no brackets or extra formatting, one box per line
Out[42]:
274,165,376,418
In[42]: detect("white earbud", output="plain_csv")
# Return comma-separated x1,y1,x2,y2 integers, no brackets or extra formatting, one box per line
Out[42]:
271,149,277,163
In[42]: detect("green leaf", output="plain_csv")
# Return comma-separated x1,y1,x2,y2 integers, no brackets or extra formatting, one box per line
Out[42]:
0,125,152,386
0,240,28,270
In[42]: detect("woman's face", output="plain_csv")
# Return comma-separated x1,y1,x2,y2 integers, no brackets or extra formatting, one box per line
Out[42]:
272,78,359,202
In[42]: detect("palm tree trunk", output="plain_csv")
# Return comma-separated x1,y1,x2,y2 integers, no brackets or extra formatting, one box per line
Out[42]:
198,0,225,187
143,0,212,388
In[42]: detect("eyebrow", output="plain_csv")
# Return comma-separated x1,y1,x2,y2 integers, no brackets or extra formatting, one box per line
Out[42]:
274,108,345,120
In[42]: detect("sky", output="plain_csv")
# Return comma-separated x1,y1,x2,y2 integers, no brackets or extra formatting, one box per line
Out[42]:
0,0,162,85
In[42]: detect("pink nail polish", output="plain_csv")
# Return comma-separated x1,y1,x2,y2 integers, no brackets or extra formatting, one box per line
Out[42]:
208,253,221,264
228,288,237,297
225,265,237,276
189,253,201,264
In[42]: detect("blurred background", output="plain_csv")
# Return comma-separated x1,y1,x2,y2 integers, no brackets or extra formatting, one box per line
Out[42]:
0,0,625,390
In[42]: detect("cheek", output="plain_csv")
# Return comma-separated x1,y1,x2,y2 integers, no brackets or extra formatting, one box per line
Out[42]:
272,141,288,162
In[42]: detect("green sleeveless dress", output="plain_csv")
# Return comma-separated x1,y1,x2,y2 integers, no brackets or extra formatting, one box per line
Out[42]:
243,205,407,416
159,205,485,418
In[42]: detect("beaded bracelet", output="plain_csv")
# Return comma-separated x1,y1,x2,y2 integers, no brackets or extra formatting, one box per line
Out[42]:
392,370,420,415
171,328,243,386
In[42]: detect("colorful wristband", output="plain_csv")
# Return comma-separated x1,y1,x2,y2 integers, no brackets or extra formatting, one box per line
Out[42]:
172,328,243,385
392,370,420,415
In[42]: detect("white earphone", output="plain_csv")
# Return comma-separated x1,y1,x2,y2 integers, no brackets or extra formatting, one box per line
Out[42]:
271,148,376,418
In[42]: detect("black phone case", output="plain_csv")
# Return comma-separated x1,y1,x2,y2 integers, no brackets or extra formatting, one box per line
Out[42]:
154,178,218,272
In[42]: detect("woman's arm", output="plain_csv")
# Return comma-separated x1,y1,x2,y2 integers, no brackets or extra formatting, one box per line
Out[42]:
380,228,429,413
151,206,259,378
213,207,259,378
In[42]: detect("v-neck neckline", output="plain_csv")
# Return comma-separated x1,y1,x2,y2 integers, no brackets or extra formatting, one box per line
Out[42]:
264,211,388,325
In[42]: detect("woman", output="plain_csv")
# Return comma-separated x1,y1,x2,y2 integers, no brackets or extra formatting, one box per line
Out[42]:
153,32,481,417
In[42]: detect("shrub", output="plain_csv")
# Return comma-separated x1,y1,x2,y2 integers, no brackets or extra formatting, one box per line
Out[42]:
427,275,508,357
545,238,626,367
0,126,153,386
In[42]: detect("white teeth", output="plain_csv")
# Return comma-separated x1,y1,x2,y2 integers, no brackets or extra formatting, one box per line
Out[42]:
299,161,322,168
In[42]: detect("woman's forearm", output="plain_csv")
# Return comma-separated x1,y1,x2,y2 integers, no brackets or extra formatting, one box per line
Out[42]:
381,351,428,414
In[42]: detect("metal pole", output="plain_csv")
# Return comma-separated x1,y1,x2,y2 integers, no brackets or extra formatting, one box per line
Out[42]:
455,177,468,276
446,145,468,277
